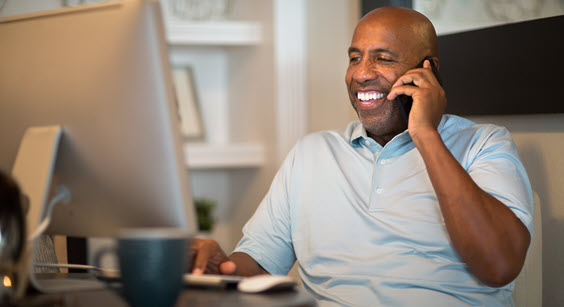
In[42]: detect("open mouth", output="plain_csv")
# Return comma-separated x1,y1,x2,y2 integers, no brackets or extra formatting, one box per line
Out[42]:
356,90,386,108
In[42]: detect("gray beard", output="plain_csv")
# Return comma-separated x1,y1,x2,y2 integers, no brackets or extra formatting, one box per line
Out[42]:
354,100,400,135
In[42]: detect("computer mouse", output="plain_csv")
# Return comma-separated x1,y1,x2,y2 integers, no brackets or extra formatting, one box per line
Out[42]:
237,275,296,293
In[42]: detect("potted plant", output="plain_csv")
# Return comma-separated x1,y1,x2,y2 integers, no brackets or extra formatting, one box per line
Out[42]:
194,198,216,232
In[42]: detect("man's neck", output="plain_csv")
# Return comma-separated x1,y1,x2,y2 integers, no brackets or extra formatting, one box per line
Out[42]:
366,124,407,147
366,133,396,147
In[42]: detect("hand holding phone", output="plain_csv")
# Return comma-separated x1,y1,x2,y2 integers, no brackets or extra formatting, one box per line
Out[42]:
394,56,442,124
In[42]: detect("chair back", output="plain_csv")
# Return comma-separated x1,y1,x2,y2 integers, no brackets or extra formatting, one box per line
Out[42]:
513,191,542,307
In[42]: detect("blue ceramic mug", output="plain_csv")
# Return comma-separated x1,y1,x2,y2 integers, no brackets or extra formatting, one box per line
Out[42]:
97,228,189,307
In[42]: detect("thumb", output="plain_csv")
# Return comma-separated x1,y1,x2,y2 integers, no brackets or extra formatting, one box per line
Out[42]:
219,260,237,275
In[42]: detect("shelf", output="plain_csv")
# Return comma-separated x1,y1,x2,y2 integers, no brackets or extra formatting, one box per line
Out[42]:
184,143,265,169
166,21,262,46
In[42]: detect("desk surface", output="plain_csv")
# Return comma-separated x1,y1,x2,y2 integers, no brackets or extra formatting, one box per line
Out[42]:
19,283,317,307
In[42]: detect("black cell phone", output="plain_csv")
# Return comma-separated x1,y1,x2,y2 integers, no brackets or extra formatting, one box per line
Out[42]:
395,56,442,124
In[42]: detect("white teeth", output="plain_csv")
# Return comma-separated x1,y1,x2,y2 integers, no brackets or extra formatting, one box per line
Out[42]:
357,91,383,101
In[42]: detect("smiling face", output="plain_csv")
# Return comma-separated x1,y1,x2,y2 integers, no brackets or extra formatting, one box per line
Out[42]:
346,7,437,144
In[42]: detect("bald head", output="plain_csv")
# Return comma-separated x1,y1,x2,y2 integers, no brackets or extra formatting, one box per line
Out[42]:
355,7,438,59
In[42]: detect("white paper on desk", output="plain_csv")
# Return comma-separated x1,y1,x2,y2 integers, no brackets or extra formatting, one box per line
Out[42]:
172,68,203,139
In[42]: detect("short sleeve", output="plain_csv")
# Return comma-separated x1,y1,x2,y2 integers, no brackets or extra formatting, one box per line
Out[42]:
232,147,297,275
466,126,534,236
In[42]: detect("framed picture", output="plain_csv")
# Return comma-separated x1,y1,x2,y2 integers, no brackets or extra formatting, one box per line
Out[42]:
171,67,204,140
361,0,412,16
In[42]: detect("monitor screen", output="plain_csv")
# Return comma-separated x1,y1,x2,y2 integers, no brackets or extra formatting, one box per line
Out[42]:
0,0,198,237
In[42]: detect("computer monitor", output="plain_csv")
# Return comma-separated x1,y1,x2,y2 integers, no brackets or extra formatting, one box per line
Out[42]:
0,0,198,238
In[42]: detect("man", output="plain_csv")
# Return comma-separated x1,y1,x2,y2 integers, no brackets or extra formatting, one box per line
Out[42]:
190,7,533,306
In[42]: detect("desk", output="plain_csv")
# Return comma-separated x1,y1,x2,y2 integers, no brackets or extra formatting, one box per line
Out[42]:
17,281,317,307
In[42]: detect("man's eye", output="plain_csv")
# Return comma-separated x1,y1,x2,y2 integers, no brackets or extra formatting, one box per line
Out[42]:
377,57,393,62
349,56,361,63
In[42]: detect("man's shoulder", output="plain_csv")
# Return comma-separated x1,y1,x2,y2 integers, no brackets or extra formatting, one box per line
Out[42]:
297,121,359,146
440,115,516,158
440,114,509,137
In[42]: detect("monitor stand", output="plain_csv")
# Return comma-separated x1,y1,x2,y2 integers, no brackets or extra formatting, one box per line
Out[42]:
10,126,105,296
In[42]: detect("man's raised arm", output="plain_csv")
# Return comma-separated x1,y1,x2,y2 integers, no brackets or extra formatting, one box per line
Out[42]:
388,60,531,287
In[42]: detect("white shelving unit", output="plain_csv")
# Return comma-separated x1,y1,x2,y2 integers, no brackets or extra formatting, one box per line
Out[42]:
165,20,265,169
184,143,265,169
166,21,262,46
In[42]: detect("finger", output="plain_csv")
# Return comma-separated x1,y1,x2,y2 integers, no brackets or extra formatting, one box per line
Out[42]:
205,255,225,274
186,238,200,271
387,85,417,101
192,245,212,275
422,60,441,87
189,238,203,250
219,261,237,275
393,64,439,88
391,73,417,88
394,69,431,88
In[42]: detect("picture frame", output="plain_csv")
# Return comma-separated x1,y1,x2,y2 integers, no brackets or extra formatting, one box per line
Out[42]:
171,67,204,140
361,0,413,16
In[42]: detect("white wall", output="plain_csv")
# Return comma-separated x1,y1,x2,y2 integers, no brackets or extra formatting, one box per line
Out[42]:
0,0,59,16
306,0,359,132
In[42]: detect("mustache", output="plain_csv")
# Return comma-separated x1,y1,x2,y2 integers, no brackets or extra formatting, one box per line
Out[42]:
350,80,392,94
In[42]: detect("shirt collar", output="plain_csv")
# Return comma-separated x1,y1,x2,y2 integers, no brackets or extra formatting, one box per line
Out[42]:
349,115,448,148
350,122,368,148
349,121,410,150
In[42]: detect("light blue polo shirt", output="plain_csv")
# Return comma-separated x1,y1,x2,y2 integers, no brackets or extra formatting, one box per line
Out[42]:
234,114,533,307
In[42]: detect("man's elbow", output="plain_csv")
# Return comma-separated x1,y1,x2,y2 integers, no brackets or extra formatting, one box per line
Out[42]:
474,258,525,288
476,227,531,287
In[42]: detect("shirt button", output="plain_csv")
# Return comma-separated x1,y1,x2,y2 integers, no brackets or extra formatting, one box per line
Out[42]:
376,187,384,194
364,139,370,146
380,159,387,165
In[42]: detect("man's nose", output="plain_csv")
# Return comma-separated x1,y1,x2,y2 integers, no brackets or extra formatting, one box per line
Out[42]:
353,61,378,83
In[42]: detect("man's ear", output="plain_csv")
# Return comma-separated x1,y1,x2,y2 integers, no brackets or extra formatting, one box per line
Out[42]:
426,56,442,86
430,57,440,70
